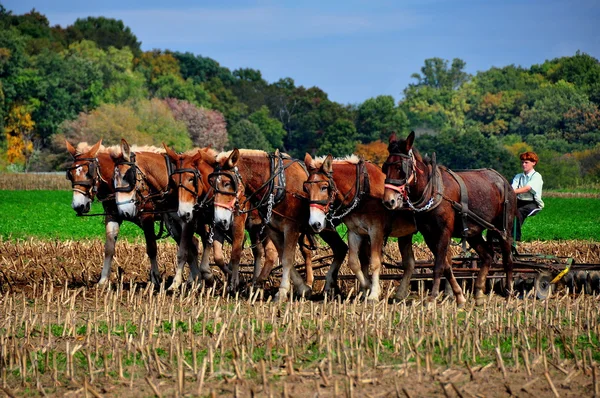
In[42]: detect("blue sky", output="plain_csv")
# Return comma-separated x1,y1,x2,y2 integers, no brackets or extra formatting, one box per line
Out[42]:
4,0,599,105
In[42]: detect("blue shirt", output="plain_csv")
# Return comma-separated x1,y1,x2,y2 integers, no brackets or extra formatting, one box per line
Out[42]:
512,170,544,208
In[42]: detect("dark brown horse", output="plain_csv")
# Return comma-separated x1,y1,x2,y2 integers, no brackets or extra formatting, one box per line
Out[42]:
111,139,207,288
303,154,417,301
211,149,349,300
382,132,516,305
163,145,279,292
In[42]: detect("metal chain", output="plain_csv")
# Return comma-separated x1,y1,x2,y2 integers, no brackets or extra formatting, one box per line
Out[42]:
208,221,215,244
326,193,362,223
258,193,275,237
405,196,435,212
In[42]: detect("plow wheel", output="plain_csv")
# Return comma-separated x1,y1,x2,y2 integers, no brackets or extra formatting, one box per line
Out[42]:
534,271,554,300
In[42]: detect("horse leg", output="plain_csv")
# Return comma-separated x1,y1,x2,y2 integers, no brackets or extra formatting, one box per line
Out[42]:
299,236,314,287
98,219,121,285
228,215,247,292
248,223,265,283
169,220,191,291
469,234,493,306
256,237,278,283
394,234,415,300
186,234,204,284
274,228,310,301
424,229,464,303
319,229,348,295
494,231,514,296
141,217,161,286
366,230,385,301
346,231,371,297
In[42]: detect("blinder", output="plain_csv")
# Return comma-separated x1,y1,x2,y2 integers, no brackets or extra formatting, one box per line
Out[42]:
304,172,336,209
171,167,203,196
114,161,138,193
208,170,240,196
66,157,98,189
383,151,414,187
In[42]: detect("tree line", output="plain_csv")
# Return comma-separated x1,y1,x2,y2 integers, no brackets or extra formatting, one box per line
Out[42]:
1,6,599,188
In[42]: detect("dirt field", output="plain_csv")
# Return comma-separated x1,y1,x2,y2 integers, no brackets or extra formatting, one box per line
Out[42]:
1,238,600,397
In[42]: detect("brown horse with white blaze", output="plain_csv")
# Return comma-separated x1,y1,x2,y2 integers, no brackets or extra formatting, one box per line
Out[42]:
382,132,516,305
163,145,279,292
66,140,124,285
303,154,417,301
111,139,208,289
211,149,349,300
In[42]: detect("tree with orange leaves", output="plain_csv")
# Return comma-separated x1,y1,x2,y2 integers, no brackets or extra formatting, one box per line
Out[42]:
4,104,35,170
355,140,389,166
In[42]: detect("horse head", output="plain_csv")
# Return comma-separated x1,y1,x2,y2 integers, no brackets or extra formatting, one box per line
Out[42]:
164,144,215,223
66,139,103,215
210,148,244,231
303,153,337,233
382,131,420,210
111,139,141,219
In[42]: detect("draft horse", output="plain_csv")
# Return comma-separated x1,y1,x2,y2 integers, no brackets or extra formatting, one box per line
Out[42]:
66,140,139,285
163,145,279,292
382,132,516,305
111,139,208,288
211,149,349,300
303,154,417,301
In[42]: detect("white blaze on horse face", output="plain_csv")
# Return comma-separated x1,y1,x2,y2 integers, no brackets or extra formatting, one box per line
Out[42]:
115,191,137,218
214,206,233,230
71,191,91,213
178,198,195,223
309,207,327,233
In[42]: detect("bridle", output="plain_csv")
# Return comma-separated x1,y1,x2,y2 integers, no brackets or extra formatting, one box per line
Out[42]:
304,160,369,223
382,149,416,198
169,158,212,211
113,152,147,207
208,166,245,214
303,171,336,214
66,157,99,197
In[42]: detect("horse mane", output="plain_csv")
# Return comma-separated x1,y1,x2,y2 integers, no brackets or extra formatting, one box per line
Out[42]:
198,147,218,164
107,145,166,158
309,155,360,169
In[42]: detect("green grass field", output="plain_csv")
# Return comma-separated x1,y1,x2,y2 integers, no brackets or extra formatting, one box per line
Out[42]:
0,190,599,242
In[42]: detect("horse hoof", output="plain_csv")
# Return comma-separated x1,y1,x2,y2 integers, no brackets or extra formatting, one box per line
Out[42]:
296,284,312,299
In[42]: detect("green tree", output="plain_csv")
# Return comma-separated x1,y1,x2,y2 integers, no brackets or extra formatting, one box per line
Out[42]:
316,119,357,157
228,119,271,150
67,16,141,55
409,57,470,90
248,106,285,150
356,95,409,143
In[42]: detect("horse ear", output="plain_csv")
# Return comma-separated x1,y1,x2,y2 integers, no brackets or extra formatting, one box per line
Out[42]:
88,139,102,157
303,153,314,170
322,155,333,174
406,131,415,151
121,139,131,162
389,132,398,144
163,143,179,163
226,148,240,169
66,140,78,158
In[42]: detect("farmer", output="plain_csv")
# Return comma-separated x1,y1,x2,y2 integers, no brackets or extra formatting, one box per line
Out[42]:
511,151,544,241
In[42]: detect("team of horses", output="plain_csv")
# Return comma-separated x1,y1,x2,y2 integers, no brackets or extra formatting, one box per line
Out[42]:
66,132,516,305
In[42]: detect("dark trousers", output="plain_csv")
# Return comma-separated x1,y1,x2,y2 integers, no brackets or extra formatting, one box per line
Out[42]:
515,200,540,241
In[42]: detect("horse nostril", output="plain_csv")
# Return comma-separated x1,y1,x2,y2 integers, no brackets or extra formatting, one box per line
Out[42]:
314,221,322,230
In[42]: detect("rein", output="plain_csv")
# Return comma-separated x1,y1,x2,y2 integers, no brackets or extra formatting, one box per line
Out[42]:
306,160,370,224
169,157,214,211
114,153,174,213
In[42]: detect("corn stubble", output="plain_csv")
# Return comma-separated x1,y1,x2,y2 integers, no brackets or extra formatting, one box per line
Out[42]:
0,239,599,397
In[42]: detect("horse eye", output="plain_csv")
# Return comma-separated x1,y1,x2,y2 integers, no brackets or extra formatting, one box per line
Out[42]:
321,185,328,192
188,177,194,184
